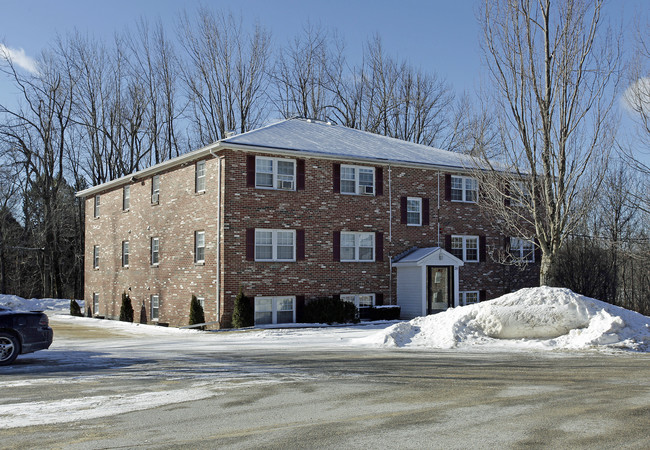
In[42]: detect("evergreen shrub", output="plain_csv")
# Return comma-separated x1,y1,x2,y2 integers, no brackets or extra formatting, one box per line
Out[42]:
69,299,82,317
189,295,206,329
302,297,358,324
119,292,134,322
232,289,253,328
369,305,401,321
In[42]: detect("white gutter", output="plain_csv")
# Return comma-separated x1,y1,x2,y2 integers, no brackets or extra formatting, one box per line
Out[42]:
75,141,222,198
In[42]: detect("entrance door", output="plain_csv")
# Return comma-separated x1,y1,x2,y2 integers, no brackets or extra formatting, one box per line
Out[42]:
427,266,453,314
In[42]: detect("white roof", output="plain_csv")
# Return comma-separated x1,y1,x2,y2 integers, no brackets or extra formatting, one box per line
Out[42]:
224,118,479,169
391,247,464,267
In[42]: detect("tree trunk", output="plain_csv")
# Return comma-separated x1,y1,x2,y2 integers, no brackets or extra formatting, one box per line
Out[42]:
539,251,554,286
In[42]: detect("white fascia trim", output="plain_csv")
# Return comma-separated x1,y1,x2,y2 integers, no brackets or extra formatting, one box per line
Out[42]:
76,140,488,198
76,141,223,198
221,142,485,174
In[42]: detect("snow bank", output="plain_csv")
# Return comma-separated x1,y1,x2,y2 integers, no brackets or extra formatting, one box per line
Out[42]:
0,295,77,314
372,287,650,352
3,289,649,353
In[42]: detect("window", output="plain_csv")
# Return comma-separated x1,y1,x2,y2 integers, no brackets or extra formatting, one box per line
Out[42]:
340,165,375,195
460,291,479,306
510,238,535,262
451,176,478,203
151,175,160,204
514,181,531,207
93,195,100,218
93,245,99,269
254,296,296,325
341,294,375,309
122,241,129,267
195,231,205,264
255,156,296,190
151,237,160,265
196,296,205,310
451,236,479,262
254,229,295,261
195,161,206,193
407,197,422,226
151,294,160,321
340,232,375,262
123,185,130,211
93,293,99,315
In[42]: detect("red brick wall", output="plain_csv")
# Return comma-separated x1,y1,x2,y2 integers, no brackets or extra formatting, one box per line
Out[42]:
85,156,221,326
84,148,538,328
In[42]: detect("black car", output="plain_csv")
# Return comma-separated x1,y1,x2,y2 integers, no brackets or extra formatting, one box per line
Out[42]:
0,306,54,365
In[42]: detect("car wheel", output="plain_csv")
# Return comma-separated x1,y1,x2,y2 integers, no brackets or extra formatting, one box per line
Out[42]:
0,332,20,366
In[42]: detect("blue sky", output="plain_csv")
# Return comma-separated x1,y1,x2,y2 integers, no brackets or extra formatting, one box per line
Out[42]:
0,0,647,148
0,0,504,97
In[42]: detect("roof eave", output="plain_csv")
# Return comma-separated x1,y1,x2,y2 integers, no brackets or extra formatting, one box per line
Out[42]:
75,141,224,198
221,141,483,173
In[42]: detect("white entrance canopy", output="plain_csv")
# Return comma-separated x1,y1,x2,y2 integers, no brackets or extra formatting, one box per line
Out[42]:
392,247,464,319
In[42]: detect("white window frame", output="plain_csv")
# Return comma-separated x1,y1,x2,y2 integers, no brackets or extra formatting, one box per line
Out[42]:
123,185,130,211
93,195,100,218
513,181,531,207
510,238,535,262
450,175,478,203
459,291,480,306
340,232,375,262
340,165,375,196
254,296,296,325
151,175,160,204
196,296,205,310
93,245,99,269
122,241,129,267
195,231,205,264
254,229,296,262
195,161,206,193
341,293,375,309
407,197,422,226
255,156,296,191
151,294,160,321
451,235,479,262
151,237,160,266
93,293,99,315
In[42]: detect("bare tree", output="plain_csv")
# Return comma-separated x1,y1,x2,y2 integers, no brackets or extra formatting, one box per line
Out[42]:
0,162,21,294
0,48,77,297
391,66,454,146
178,7,271,145
478,0,621,284
622,13,650,212
272,23,334,120
127,19,185,165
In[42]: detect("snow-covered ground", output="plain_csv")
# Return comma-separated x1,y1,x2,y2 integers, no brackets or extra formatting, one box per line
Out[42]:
2,287,650,432
2,286,649,353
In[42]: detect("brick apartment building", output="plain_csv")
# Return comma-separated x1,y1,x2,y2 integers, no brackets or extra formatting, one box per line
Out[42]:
77,118,539,328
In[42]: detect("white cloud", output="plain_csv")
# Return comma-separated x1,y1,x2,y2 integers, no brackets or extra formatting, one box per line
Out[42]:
622,77,650,113
0,43,39,74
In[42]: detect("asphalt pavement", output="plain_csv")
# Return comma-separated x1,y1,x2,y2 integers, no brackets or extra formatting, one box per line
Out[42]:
1,319,649,449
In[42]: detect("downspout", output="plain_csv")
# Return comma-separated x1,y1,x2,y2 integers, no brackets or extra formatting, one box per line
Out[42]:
437,171,441,247
211,151,224,327
388,165,393,305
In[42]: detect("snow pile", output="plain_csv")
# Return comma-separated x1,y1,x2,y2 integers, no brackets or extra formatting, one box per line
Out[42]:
0,295,77,314
373,287,650,352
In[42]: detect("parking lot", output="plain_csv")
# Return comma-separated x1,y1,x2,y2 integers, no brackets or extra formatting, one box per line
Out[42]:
1,318,650,449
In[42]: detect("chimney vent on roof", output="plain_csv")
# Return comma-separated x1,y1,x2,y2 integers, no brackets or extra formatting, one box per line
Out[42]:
225,130,236,138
